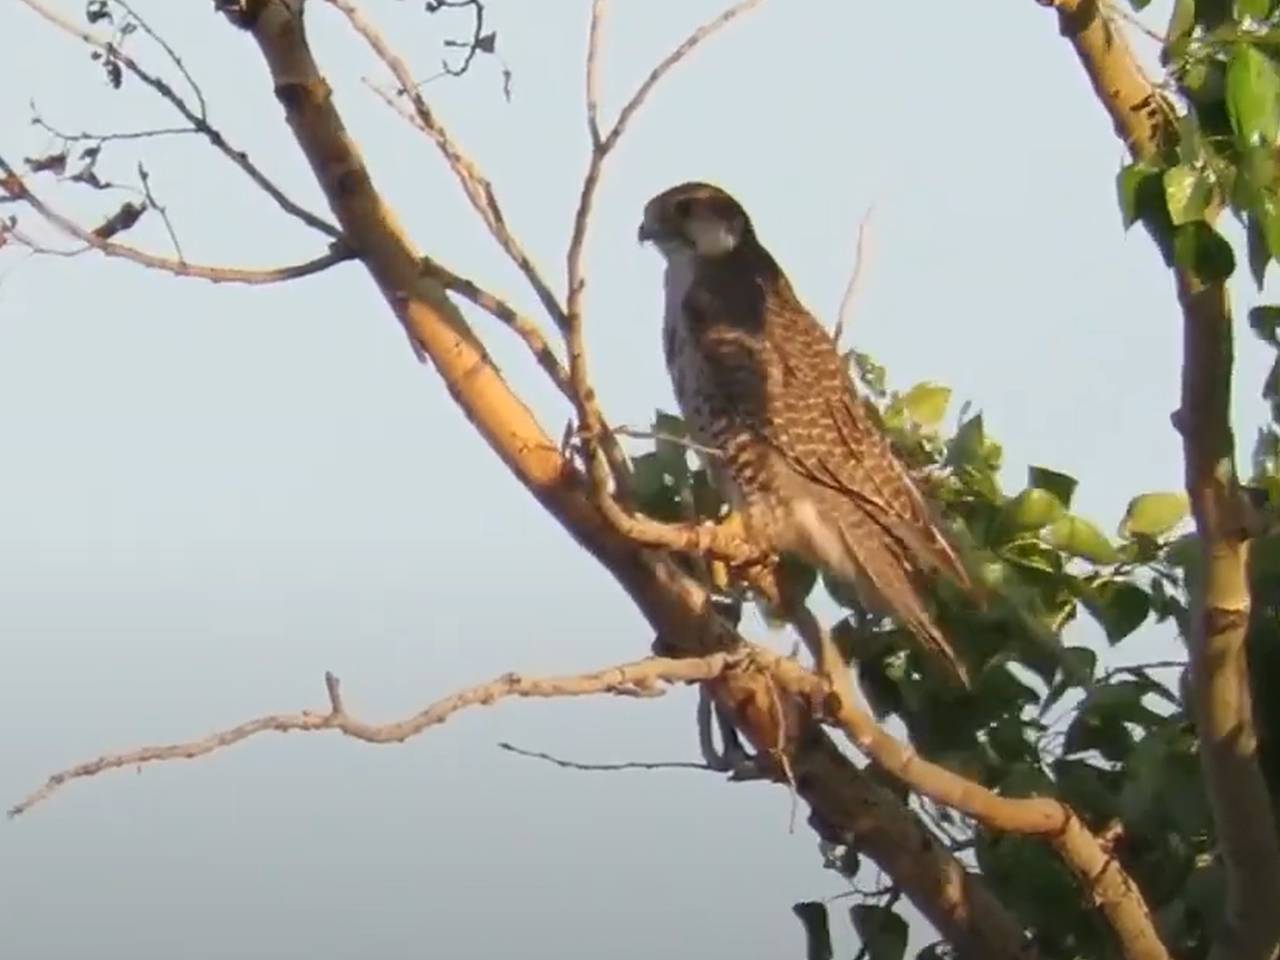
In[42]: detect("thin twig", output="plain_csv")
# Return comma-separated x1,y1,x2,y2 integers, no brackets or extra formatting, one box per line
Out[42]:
421,255,572,399
136,162,183,262
10,652,744,817
1101,0,1166,45
561,0,767,547
612,425,722,458
335,2,565,327
585,0,605,149
3,156,351,285
600,0,766,156
30,109,194,146
115,0,208,118
16,0,341,240
833,205,874,348
497,741,712,773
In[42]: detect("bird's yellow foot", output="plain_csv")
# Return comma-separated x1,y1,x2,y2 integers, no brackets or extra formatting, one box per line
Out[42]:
700,511,760,589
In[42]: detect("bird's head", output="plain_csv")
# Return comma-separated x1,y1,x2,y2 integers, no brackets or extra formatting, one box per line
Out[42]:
638,182,753,261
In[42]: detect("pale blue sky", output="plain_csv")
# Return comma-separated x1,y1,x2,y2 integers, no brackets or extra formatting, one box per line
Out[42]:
0,1,1267,957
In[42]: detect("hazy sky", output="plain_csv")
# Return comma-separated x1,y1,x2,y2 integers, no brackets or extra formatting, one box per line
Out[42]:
1,1,1266,957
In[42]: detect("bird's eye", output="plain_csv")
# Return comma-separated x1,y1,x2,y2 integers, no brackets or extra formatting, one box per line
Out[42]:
673,198,694,219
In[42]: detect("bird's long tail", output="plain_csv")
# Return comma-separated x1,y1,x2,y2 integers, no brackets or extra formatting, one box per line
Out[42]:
789,498,970,687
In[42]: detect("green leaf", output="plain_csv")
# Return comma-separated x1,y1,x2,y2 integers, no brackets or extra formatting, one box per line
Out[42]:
1044,645,1099,710
1250,305,1280,344
792,902,833,960
1249,212,1272,289
1181,56,1227,105
1164,164,1214,224
1165,0,1196,60
651,410,690,485
1197,0,1235,29
1054,758,1121,823
1237,0,1275,20
998,538,1064,576
997,487,1067,535
1227,43,1280,147
947,413,986,469
1257,191,1280,261
1119,491,1191,538
1173,221,1237,283
1116,162,1160,229
1235,144,1277,210
1065,710,1135,761
901,382,951,427
1028,465,1078,508
1080,578,1152,643
1044,515,1121,564
851,350,887,399
850,905,908,960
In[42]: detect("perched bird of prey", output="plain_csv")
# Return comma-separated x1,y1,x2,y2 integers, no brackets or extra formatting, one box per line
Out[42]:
638,181,973,684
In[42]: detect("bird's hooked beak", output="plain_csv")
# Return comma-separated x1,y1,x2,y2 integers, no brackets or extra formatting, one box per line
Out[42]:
637,216,659,244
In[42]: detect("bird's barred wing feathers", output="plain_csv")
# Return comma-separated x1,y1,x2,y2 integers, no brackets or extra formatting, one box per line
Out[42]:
686,281,971,592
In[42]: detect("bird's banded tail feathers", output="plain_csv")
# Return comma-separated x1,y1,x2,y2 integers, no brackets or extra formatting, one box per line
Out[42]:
788,495,971,687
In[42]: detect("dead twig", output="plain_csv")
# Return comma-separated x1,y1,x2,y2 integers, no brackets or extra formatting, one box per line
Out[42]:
136,161,183,262
1,156,352,285
16,0,341,240
10,651,746,818
562,0,766,546
336,1,565,328
420,255,572,400
497,741,712,773
833,205,874,348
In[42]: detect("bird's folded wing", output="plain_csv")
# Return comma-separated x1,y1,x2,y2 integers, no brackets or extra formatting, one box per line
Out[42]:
690,289,972,591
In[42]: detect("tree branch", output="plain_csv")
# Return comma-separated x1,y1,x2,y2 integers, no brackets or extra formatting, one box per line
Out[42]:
1035,2,1280,957
15,0,342,240
762,649,1170,960
497,741,713,773
10,652,740,818
562,0,766,550
1,156,353,285
420,255,573,399
329,0,565,329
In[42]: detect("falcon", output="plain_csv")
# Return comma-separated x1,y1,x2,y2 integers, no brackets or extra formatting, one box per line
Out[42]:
638,181,973,685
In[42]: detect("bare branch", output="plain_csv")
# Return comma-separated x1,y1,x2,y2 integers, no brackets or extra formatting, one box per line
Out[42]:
427,0,491,78
420,256,573,399
600,0,766,156
2,156,352,285
612,425,722,459
15,0,342,240
561,0,767,555
115,0,209,118
136,161,183,262
1100,0,1166,46
10,651,744,818
30,109,193,146
832,205,874,348
497,741,712,773
584,0,605,149
333,0,565,327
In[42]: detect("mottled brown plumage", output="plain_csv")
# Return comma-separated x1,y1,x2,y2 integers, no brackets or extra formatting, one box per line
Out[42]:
638,181,972,684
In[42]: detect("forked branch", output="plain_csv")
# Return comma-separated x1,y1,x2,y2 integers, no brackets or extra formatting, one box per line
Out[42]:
1,156,353,285
15,0,341,240
10,652,744,818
